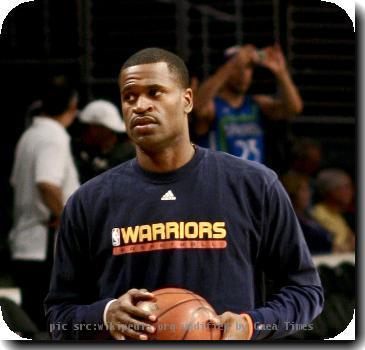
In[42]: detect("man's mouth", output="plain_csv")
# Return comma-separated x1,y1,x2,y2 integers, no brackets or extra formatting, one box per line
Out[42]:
131,116,157,128
131,116,158,134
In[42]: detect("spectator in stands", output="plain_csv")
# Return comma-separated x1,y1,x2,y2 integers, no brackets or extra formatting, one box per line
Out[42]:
280,171,332,255
8,76,80,331
72,100,135,183
193,43,303,163
311,169,355,253
290,137,322,178
286,137,323,203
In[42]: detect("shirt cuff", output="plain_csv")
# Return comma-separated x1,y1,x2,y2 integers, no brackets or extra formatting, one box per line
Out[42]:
103,299,117,327
245,310,267,340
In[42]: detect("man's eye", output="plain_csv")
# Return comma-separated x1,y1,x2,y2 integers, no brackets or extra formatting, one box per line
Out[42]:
124,93,135,102
149,89,161,97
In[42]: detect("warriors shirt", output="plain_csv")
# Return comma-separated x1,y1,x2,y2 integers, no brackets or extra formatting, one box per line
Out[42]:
45,146,323,340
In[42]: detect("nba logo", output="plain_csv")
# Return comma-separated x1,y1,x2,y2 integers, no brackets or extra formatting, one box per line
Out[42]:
112,228,120,246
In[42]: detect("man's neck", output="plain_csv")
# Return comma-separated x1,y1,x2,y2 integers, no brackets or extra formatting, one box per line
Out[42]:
136,140,196,173
43,114,68,128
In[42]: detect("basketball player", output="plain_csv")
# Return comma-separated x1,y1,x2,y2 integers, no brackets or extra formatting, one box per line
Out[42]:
45,48,323,340
193,43,303,163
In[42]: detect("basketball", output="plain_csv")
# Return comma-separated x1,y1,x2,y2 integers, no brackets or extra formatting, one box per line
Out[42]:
137,287,222,340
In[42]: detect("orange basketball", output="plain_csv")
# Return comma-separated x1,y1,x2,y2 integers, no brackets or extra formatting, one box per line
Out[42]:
137,287,221,340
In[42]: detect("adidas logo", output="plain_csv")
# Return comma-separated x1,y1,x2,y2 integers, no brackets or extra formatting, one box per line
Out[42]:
161,190,176,201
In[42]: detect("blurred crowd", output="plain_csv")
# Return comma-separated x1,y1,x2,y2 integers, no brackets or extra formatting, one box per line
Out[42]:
189,43,355,257
1,43,355,335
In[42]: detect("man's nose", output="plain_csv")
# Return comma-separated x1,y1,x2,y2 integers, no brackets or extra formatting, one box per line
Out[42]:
133,96,153,114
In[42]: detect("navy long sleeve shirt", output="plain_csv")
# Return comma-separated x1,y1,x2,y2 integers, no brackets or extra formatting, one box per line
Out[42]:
45,147,323,340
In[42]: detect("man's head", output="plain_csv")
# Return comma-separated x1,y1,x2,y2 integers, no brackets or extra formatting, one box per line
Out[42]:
121,48,190,89
41,76,78,126
291,138,322,176
119,48,193,152
226,65,254,95
79,100,126,151
316,169,354,211
223,45,255,95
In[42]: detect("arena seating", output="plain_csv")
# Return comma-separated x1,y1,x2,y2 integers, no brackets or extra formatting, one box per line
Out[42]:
287,253,355,339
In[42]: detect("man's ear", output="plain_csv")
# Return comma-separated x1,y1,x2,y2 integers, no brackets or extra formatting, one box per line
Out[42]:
183,88,193,114
69,95,78,113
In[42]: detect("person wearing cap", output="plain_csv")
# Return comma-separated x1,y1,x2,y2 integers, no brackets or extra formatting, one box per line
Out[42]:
193,43,303,166
72,100,135,183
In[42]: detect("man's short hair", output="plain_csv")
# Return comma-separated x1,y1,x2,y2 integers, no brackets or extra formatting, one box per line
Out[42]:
120,48,190,88
316,168,351,198
41,76,77,116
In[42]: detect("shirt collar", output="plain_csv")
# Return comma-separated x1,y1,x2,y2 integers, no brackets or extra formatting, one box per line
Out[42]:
32,116,69,139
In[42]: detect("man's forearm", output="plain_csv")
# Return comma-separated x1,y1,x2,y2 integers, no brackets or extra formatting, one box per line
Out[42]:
247,284,324,340
275,69,303,116
194,59,236,114
46,299,114,340
37,182,64,219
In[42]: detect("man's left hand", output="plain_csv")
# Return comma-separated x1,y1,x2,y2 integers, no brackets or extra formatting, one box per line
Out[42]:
211,312,252,340
259,43,288,76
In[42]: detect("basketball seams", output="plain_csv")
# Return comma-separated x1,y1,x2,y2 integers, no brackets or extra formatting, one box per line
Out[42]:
147,288,220,340
182,305,215,340
154,291,205,298
193,292,215,340
156,297,204,318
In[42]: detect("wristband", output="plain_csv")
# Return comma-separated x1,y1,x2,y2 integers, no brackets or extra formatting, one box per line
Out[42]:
240,313,254,340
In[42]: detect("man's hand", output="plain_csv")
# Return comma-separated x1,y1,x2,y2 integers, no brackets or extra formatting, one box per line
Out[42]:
46,215,61,229
259,43,288,76
105,288,157,340
211,312,252,340
231,44,260,69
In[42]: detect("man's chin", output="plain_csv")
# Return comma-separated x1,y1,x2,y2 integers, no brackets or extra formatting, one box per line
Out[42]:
236,86,249,95
134,135,164,152
228,85,248,95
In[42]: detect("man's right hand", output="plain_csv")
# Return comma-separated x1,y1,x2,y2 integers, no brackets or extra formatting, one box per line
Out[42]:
105,288,157,340
234,44,260,69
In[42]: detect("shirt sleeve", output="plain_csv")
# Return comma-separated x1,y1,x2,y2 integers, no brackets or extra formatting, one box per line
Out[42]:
247,178,324,340
44,193,114,340
103,299,117,327
34,140,67,186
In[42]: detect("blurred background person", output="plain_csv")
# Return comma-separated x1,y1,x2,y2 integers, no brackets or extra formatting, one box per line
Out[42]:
311,169,355,253
72,99,135,184
284,137,323,204
280,171,332,255
192,43,303,164
7,75,80,331
290,138,322,178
